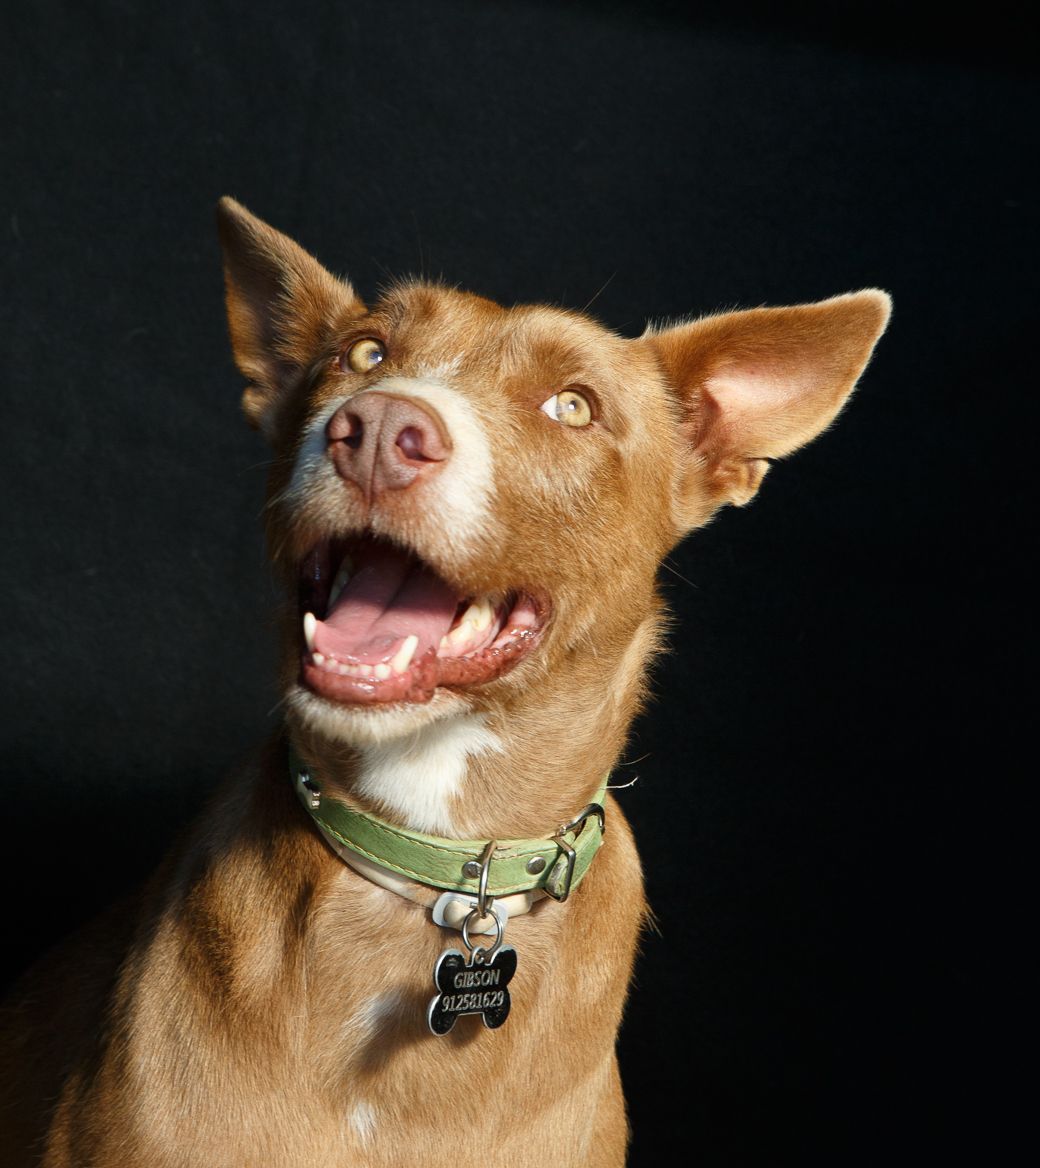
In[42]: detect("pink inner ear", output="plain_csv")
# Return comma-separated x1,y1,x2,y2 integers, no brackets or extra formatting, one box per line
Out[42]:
652,290,891,469
699,365,787,459
701,355,848,462
709,360,804,408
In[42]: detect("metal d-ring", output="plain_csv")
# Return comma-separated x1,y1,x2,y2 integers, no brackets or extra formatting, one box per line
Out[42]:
475,838,498,921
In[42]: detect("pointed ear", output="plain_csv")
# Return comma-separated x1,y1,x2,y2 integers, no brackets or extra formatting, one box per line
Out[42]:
216,197,365,436
644,290,891,529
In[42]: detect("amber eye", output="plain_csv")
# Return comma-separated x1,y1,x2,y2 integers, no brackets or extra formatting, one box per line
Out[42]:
343,338,386,373
539,388,593,428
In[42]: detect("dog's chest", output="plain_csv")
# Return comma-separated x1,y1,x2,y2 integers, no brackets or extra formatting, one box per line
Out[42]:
118,847,638,1167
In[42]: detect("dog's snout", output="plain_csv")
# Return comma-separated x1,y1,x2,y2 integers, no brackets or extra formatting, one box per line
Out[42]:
326,393,451,497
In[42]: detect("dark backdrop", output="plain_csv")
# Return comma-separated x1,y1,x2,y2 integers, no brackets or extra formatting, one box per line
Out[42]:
2,2,1031,1163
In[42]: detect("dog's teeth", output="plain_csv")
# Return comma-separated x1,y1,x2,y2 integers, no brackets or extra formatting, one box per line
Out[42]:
441,623,473,652
303,612,317,653
313,651,325,666
391,634,419,674
337,662,377,678
460,598,494,632
438,598,498,654
374,663,391,680
327,558,354,610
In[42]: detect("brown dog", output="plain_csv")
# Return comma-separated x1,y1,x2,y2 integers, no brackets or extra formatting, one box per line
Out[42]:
0,199,889,1166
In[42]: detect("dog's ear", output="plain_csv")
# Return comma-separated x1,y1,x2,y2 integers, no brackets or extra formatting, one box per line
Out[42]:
645,290,891,530
216,197,365,437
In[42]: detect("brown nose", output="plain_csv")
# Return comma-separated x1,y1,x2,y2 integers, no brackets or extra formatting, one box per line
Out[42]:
326,393,451,499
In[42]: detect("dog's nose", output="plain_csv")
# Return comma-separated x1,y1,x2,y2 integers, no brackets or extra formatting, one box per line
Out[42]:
326,393,451,497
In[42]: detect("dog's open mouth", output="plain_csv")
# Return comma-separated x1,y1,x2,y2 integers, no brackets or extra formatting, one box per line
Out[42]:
297,538,546,705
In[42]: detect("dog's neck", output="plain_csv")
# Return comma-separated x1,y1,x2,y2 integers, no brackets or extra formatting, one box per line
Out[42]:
289,613,653,841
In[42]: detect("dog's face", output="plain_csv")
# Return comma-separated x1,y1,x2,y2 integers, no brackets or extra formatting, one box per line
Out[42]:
218,199,889,751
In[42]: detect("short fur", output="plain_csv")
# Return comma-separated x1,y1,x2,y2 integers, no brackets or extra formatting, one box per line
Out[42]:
0,199,890,1166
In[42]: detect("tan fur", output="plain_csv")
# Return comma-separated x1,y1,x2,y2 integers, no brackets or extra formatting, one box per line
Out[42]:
0,198,890,1166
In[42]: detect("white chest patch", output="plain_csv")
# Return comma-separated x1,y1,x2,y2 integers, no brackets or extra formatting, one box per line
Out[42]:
340,988,405,1050
360,989,405,1033
349,1100,377,1146
355,714,503,834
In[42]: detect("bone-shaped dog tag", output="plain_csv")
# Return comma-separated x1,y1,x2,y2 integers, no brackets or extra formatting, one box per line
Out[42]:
427,946,517,1035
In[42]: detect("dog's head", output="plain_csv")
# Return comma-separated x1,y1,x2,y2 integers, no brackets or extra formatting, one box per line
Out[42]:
217,198,889,754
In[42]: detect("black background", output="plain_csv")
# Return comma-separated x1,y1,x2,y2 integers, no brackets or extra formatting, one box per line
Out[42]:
1,2,1032,1163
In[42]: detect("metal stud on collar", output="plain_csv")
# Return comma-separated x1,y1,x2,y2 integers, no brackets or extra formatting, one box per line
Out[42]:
296,768,322,810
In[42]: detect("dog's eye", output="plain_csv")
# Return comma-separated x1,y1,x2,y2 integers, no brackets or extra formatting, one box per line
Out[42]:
342,338,386,374
539,389,593,428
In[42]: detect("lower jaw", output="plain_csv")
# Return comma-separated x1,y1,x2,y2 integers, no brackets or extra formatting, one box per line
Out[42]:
299,627,540,707
301,656,438,705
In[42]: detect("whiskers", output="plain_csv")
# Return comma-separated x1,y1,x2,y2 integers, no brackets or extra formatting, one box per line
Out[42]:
660,559,698,589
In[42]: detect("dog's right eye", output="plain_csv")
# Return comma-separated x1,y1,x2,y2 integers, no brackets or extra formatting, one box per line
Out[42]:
342,338,386,373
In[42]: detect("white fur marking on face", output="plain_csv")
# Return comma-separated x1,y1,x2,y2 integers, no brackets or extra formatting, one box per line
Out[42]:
287,684,471,749
364,375,495,546
356,713,503,834
414,355,463,383
349,1100,377,1146
286,396,345,503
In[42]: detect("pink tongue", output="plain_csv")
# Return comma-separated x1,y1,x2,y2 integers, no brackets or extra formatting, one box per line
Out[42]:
313,543,460,664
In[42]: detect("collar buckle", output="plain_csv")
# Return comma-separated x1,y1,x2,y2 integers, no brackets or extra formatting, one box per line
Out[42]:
545,802,606,902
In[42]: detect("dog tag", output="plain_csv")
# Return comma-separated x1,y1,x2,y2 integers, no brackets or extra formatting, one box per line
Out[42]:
427,945,517,1035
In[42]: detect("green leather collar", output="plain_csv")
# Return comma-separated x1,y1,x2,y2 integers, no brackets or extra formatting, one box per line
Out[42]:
289,747,607,902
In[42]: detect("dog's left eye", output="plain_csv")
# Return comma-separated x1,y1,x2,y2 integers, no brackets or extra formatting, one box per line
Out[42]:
540,389,593,428
342,338,386,373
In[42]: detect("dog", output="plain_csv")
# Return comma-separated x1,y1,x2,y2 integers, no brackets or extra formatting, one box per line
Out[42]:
0,198,889,1165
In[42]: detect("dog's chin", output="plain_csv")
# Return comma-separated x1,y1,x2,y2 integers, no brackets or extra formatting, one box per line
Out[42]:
286,683,473,747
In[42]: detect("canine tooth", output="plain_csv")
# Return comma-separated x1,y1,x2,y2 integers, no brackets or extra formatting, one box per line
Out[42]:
391,634,419,674
303,612,317,653
374,663,391,680
313,652,325,666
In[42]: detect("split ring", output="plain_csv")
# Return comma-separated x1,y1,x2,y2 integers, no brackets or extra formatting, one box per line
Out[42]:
461,906,504,962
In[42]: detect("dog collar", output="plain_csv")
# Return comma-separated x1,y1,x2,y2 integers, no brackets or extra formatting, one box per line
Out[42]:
288,746,607,915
